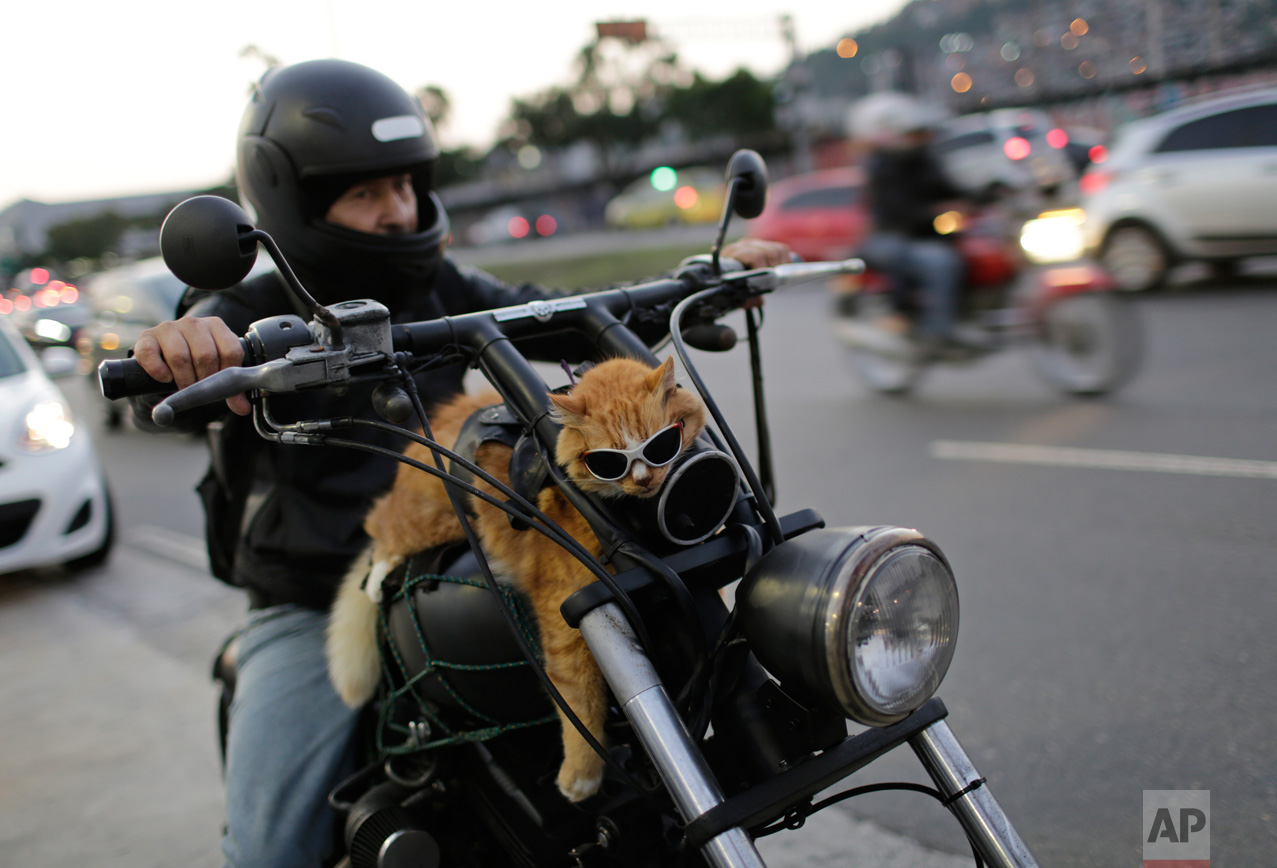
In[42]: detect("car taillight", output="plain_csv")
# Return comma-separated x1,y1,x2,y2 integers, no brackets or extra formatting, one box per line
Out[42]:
1004,136,1032,160
1087,144,1108,164
1079,170,1112,196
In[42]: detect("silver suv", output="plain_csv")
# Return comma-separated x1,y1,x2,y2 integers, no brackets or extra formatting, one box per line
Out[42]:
1080,86,1277,291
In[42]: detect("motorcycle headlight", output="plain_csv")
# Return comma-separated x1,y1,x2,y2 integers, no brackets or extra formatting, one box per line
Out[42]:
21,399,76,452
1020,208,1086,264
736,526,958,726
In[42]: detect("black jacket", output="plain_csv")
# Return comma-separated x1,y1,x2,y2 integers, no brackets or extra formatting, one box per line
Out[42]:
865,145,963,239
132,256,552,610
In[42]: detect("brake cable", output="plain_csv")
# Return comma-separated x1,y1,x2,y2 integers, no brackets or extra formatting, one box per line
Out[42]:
669,285,785,546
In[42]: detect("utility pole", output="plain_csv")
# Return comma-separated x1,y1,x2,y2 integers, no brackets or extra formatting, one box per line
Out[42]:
780,15,814,173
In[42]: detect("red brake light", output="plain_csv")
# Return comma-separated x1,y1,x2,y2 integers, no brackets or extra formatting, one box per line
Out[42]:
1087,145,1108,164
1046,128,1069,149
1079,170,1111,195
1004,136,1032,160
508,216,530,239
535,215,557,237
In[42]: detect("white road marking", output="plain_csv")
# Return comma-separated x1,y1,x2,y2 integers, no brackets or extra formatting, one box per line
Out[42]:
931,440,1277,480
127,525,209,569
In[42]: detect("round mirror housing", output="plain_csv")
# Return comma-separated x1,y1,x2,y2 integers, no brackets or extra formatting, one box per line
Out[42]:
160,196,259,290
725,149,769,219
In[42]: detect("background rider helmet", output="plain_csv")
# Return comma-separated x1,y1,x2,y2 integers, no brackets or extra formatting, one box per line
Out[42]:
236,58,451,307
846,91,947,149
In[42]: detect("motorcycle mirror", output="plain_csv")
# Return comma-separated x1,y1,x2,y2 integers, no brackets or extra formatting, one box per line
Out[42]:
725,149,769,219
160,196,259,290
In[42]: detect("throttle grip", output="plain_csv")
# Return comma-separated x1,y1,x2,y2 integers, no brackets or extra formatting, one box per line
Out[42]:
98,358,176,400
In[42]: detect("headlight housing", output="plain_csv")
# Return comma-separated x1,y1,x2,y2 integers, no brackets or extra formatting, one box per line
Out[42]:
736,526,958,726
22,399,76,452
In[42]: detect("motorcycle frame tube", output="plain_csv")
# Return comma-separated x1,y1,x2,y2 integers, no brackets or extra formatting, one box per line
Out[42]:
578,602,768,868
909,721,1041,868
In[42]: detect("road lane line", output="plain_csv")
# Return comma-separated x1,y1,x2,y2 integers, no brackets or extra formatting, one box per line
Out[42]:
127,525,209,570
931,440,1277,480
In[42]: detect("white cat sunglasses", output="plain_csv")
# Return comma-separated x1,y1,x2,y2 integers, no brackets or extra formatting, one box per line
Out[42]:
581,420,685,481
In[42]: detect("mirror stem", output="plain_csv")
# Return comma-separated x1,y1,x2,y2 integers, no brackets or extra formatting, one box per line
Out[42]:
709,177,742,276
247,230,344,347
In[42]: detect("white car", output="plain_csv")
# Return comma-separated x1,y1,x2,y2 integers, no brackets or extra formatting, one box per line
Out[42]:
934,108,1076,199
1080,86,1277,291
0,318,114,574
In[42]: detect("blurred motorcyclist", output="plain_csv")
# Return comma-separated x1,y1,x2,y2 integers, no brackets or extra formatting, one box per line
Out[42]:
850,93,984,356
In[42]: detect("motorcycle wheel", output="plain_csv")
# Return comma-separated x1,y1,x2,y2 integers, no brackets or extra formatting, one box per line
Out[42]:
835,295,926,396
1029,292,1142,396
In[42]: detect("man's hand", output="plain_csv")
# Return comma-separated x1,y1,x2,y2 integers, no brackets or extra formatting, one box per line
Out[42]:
718,237,793,309
133,316,250,416
721,237,792,269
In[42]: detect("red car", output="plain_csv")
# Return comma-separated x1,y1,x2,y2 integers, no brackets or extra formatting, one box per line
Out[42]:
745,167,869,263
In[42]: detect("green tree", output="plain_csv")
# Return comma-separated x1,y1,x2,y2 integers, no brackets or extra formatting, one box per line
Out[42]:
44,211,129,262
663,69,777,140
417,84,451,131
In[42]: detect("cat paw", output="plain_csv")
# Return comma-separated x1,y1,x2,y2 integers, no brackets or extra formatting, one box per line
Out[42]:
557,766,603,803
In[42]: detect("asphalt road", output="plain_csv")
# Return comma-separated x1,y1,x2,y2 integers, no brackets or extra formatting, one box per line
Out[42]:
1,260,1274,867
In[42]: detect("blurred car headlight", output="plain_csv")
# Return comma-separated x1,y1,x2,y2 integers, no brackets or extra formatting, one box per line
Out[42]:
1020,208,1086,264
22,399,76,452
736,526,958,726
34,318,73,343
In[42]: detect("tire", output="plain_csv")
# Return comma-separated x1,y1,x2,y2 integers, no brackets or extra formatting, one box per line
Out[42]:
836,295,926,396
66,484,116,571
1029,292,1143,396
1099,224,1171,292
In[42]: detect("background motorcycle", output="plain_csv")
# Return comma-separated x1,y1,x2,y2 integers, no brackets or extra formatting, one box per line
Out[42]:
102,151,1041,868
833,206,1143,397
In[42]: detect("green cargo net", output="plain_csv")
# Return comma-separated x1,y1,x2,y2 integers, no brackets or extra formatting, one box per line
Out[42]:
376,570,556,757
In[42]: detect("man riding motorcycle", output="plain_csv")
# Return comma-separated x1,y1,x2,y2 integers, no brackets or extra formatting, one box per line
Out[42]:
128,59,788,867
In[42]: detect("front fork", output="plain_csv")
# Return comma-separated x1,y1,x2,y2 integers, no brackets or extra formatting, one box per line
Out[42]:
911,722,1041,867
579,602,1040,868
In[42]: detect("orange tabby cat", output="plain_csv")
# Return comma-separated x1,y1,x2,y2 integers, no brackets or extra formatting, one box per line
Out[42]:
327,356,707,801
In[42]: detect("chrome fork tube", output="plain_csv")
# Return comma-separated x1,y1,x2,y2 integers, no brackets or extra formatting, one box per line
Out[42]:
578,603,767,868
910,721,1041,868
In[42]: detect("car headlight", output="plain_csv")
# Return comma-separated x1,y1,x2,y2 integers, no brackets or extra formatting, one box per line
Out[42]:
22,399,76,452
736,526,958,726
1020,208,1086,264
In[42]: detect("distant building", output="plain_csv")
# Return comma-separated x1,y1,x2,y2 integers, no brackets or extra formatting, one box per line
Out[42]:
0,190,194,270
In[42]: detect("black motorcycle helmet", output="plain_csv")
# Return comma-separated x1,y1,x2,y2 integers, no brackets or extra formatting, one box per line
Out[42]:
236,58,450,306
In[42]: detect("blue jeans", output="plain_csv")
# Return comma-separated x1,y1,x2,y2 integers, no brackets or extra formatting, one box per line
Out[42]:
859,232,965,339
222,604,361,868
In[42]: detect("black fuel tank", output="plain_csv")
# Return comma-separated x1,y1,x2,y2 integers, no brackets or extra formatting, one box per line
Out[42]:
384,549,552,724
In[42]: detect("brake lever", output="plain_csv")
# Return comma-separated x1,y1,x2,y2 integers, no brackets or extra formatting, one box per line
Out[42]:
150,356,332,426
732,258,866,294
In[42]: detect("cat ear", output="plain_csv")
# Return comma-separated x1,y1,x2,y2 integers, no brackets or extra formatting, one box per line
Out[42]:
647,356,678,400
549,391,587,423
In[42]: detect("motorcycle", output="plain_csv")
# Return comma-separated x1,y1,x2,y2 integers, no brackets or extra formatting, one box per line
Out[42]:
833,205,1143,396
100,150,1041,868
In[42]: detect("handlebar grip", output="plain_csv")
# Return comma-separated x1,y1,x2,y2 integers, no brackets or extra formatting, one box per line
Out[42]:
98,357,176,400
97,335,255,401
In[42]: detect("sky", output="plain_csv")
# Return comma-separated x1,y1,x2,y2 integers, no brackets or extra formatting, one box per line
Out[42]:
1,0,908,210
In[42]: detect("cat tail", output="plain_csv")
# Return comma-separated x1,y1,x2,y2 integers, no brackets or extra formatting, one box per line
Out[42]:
327,544,393,708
